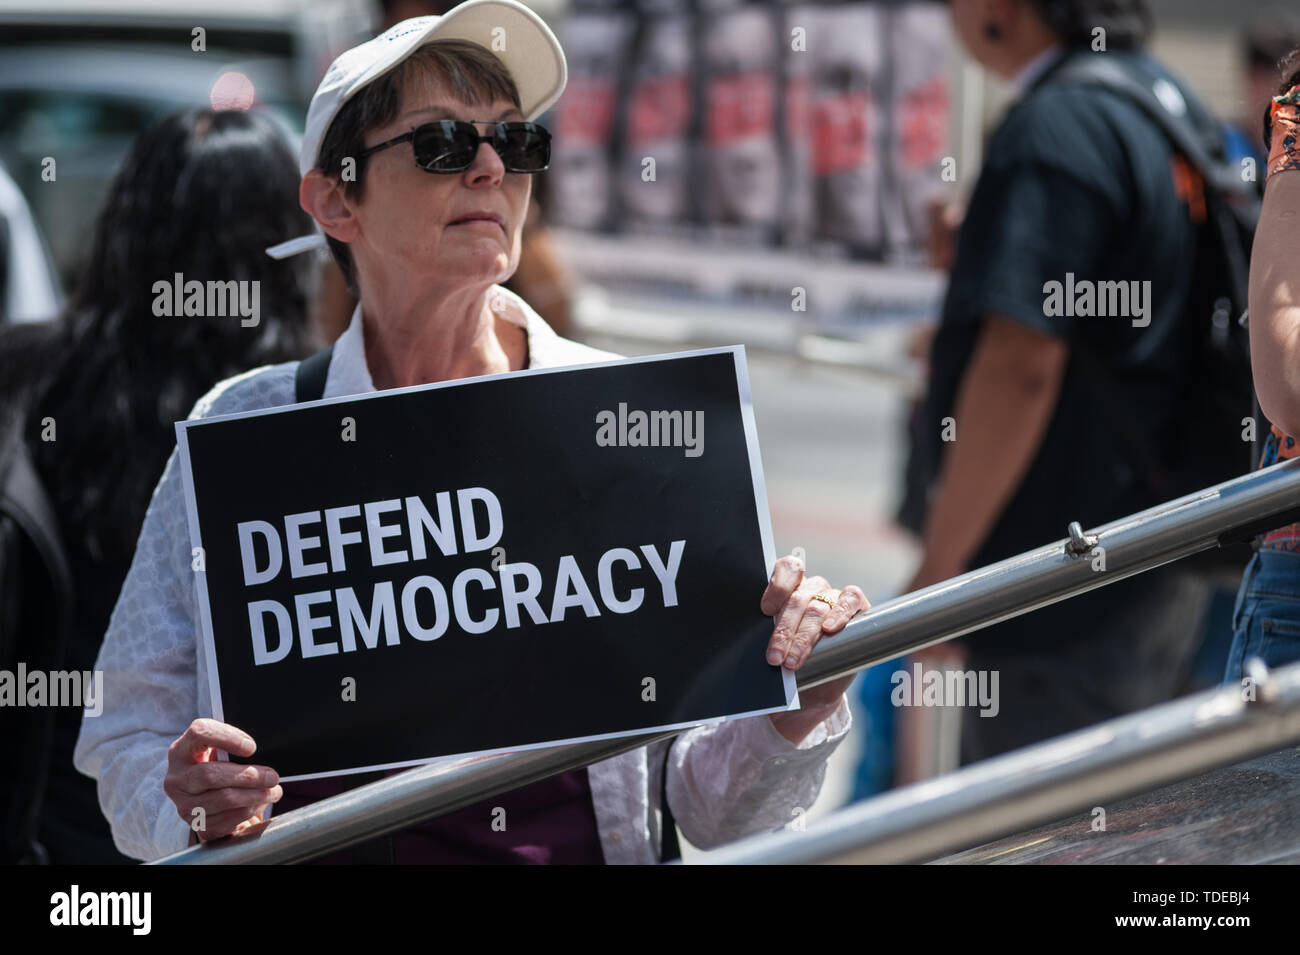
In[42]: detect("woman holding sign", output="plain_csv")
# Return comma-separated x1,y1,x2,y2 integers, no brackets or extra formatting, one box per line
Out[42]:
76,0,866,864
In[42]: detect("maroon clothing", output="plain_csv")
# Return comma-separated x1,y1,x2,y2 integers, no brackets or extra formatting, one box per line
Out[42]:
277,767,605,865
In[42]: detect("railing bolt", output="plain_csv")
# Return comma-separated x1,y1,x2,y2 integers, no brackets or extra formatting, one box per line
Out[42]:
1065,521,1098,558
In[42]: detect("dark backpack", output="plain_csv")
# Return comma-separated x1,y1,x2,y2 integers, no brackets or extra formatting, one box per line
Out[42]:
0,419,74,864
899,56,1263,549
1049,55,1262,501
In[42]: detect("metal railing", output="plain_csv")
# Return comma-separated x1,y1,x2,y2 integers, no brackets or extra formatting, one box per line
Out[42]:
694,657,1300,864
154,457,1300,864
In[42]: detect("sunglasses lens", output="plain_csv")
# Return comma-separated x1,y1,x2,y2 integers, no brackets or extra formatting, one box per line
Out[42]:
498,123,550,172
412,121,478,171
410,121,551,173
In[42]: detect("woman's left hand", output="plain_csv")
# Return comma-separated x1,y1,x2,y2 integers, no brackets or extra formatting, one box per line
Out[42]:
760,554,868,742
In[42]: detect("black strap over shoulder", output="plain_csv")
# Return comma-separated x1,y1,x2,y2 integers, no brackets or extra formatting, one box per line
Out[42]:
294,345,334,403
1045,54,1263,552
1050,58,1240,190
1048,55,1257,309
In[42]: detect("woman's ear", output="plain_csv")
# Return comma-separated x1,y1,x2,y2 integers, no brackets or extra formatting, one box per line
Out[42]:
300,169,360,244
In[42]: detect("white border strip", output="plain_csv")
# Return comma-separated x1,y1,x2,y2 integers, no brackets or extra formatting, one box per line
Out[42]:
174,420,227,729
278,706,784,784
730,348,798,709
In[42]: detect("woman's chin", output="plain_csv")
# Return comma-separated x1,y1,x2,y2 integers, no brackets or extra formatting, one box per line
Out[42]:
433,248,513,284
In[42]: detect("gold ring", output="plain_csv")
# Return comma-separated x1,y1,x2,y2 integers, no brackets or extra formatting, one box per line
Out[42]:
810,592,837,609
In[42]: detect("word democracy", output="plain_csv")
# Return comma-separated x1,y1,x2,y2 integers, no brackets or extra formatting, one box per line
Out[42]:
235,486,687,666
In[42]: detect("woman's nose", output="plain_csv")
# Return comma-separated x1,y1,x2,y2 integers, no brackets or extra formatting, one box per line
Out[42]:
466,139,505,184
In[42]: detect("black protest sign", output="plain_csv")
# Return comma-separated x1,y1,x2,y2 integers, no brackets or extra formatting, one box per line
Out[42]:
177,347,792,780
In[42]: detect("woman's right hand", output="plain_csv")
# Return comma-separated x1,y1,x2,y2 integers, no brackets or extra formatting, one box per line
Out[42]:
164,718,282,842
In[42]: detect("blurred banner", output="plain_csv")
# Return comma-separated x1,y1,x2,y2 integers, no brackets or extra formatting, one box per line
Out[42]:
548,4,635,230
0,0,953,329
551,0,953,264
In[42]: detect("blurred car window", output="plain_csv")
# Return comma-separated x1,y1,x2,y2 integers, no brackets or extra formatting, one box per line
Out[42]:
0,0,377,293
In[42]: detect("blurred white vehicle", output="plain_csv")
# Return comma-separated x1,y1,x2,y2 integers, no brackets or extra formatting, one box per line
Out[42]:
0,159,61,323
0,0,378,287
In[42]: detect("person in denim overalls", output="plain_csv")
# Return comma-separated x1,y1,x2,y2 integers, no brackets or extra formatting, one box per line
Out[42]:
1224,58,1300,681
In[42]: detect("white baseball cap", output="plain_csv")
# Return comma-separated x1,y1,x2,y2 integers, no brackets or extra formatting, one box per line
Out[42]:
267,0,566,259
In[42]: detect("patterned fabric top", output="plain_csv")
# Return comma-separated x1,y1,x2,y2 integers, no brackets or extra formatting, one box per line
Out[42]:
1258,82,1300,550
1259,425,1300,551
1267,83,1300,181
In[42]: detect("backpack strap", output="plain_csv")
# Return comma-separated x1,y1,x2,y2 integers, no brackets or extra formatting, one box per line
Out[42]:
1047,56,1261,491
1050,57,1244,193
294,345,334,403
1048,56,1257,310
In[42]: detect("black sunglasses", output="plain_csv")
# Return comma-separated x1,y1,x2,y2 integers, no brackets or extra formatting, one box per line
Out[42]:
358,119,551,174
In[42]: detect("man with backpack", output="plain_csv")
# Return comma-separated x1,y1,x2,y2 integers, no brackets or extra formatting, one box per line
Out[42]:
909,0,1256,765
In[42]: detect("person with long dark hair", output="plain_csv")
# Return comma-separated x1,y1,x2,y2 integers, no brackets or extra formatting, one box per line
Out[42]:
1224,49,1300,680
0,107,316,863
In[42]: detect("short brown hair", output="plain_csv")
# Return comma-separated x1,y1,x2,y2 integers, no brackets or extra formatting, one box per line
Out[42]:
314,39,522,293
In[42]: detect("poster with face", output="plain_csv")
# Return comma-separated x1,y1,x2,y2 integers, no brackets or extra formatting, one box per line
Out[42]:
780,3,817,248
619,5,696,229
804,3,886,257
884,2,954,262
700,3,782,233
550,10,636,230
